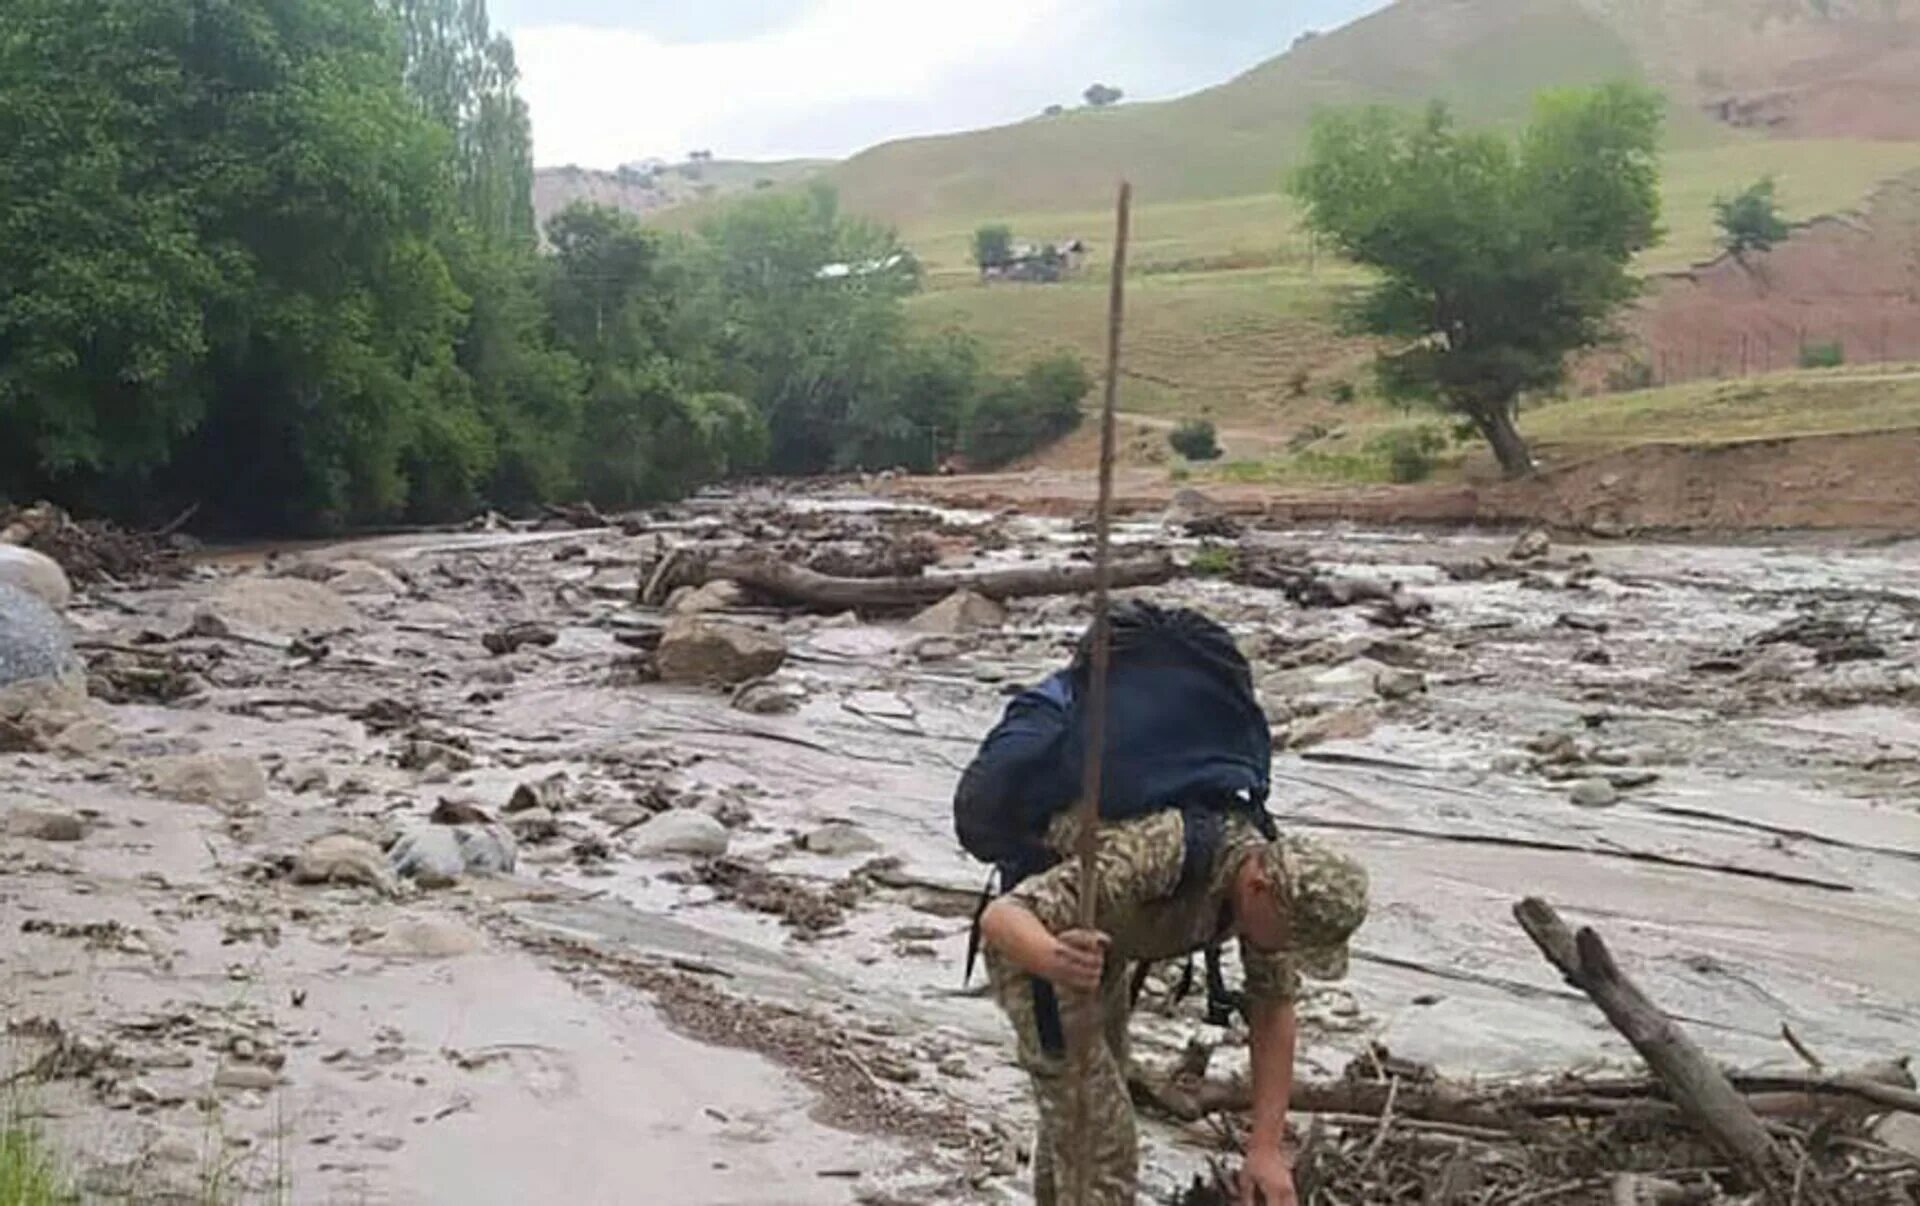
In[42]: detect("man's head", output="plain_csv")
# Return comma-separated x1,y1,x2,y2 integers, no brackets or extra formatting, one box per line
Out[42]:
1234,834,1368,978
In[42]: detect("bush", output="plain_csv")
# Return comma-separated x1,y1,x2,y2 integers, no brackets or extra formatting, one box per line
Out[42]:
1368,425,1448,483
1189,546,1238,578
1605,358,1656,393
958,353,1092,468
1169,418,1222,461
1715,177,1792,257
1328,379,1357,404
1285,369,1311,397
1799,341,1844,369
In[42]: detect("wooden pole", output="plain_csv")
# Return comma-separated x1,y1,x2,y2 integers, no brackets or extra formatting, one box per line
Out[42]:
1066,179,1131,1206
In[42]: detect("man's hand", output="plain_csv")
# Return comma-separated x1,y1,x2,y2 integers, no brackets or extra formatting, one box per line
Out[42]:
1237,1146,1296,1206
1043,929,1109,994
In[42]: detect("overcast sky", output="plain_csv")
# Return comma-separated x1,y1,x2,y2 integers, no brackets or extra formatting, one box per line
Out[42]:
490,0,1387,168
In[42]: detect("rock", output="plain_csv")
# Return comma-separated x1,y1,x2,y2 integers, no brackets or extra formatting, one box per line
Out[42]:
1604,769,1661,790
507,807,559,842
505,773,569,814
1266,658,1393,706
481,622,557,656
213,1063,280,1092
1162,488,1222,529
148,754,268,809
325,559,406,596
629,810,730,858
293,833,395,894
907,590,1006,635
801,822,881,857
5,808,84,841
365,919,482,959
398,739,474,773
656,616,786,686
731,678,805,715
1509,528,1552,563
670,579,747,615
0,545,73,610
911,637,961,663
0,581,79,689
1288,705,1378,750
203,576,359,637
283,764,331,794
50,717,116,756
1373,667,1427,701
388,822,516,883
1569,778,1620,808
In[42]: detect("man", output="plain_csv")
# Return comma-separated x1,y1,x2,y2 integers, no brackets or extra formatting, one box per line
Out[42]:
980,810,1366,1205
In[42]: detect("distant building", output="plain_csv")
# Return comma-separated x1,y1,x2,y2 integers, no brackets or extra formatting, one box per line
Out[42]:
982,238,1087,283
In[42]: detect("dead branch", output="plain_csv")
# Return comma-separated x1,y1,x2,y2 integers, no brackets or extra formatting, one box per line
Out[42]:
669,551,1179,612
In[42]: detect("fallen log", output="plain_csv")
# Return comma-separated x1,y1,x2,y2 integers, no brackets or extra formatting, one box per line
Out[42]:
666,551,1179,613
1514,898,1798,1202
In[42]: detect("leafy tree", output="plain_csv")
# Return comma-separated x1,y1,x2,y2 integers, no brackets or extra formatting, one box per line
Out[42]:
1083,83,1124,108
1170,419,1222,461
1291,83,1664,476
959,353,1091,467
974,225,1015,270
1714,176,1792,258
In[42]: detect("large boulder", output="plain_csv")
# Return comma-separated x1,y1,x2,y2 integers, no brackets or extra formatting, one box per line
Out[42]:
908,589,1007,635
201,577,359,638
388,822,517,884
0,582,79,690
148,754,269,809
0,546,72,611
656,616,787,685
629,811,730,858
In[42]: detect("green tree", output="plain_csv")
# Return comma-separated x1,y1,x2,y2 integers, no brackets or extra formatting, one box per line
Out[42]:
959,353,1092,468
1170,419,1222,461
973,224,1014,271
1714,176,1792,258
1290,83,1664,477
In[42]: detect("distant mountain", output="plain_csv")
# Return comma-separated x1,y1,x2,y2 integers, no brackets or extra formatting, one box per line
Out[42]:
823,0,1920,225
532,158,828,233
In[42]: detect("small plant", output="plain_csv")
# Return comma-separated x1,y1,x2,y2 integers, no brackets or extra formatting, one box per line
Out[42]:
1169,418,1222,461
1286,422,1331,452
0,1122,67,1205
1168,464,1192,482
1368,425,1448,483
1605,358,1656,393
1189,545,1238,578
1799,341,1844,369
1285,369,1311,398
1328,379,1357,404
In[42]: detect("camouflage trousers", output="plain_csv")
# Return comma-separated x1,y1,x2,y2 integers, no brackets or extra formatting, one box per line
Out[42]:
989,953,1138,1206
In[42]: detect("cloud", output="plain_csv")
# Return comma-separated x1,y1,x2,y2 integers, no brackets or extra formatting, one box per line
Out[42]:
514,0,1108,167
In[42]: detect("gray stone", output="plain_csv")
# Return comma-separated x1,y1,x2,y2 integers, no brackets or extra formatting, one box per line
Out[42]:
656,616,787,685
388,822,517,883
507,807,559,842
5,808,84,842
292,833,395,895
801,822,881,857
149,754,268,809
1287,705,1379,750
907,590,1006,635
202,577,359,637
0,581,78,689
0,545,72,610
630,810,730,858
506,773,569,813
1569,778,1620,809
1373,667,1428,701
364,918,482,959
1509,528,1552,563
731,678,805,715
213,1064,280,1092
1162,487,1222,528
324,559,406,596
670,579,747,614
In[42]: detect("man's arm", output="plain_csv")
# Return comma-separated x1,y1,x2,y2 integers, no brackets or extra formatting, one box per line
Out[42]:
1240,997,1298,1205
980,897,1106,993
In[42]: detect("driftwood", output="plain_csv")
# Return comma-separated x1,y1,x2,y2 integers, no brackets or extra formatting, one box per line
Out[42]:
664,551,1179,612
1514,898,1798,1201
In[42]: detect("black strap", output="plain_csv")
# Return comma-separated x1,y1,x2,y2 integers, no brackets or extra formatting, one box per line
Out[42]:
962,869,998,987
1033,977,1066,1055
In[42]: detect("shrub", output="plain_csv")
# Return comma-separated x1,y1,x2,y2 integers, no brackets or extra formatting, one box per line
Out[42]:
1285,369,1311,397
1169,418,1222,461
1368,425,1448,484
1328,379,1357,404
1799,341,1844,369
1605,358,1656,393
1189,546,1238,578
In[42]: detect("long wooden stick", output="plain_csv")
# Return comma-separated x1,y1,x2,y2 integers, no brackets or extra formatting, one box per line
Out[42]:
1066,180,1131,1206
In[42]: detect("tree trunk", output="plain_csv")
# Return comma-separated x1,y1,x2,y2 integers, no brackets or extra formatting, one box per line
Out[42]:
1473,403,1536,478
668,551,1179,612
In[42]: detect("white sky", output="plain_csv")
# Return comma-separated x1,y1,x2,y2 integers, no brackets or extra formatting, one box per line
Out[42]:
495,0,1385,168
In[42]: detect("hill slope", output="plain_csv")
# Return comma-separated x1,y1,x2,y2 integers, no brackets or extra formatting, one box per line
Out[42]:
829,0,1920,226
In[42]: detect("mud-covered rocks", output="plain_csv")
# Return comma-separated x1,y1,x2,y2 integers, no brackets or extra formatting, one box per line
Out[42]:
630,810,730,857
292,833,396,894
0,581,78,689
656,616,786,685
1509,528,1552,563
325,559,407,596
202,577,359,637
0,545,73,610
507,807,560,842
1568,778,1620,809
801,822,880,857
5,807,84,841
908,589,1006,634
148,753,269,809
670,579,747,615
1287,705,1379,749
481,622,557,656
731,678,806,715
1373,667,1428,701
388,822,516,884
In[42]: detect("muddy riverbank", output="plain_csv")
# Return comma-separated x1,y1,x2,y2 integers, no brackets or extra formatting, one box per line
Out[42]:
4,489,1918,1203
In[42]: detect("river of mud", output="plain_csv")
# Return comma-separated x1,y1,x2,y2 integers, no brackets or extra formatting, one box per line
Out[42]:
4,488,1917,1204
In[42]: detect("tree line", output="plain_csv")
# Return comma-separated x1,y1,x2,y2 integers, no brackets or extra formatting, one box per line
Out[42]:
0,0,1089,533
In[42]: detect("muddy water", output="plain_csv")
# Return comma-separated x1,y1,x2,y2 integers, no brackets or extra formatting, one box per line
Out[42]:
6,497,1918,1204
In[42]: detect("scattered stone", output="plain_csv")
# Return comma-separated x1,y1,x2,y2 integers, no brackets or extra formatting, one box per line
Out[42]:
292,834,395,895
656,616,787,686
1163,488,1223,530
911,636,962,663
0,581,79,689
148,753,268,809
430,796,492,826
388,822,516,883
731,678,805,715
630,810,731,858
1604,769,1661,790
670,579,747,614
1556,613,1610,634
363,918,482,959
1373,667,1427,701
506,773,569,814
325,559,406,596
202,576,359,637
213,1063,280,1092
0,545,73,610
1288,705,1378,750
507,807,560,842
907,590,1007,635
1509,528,1552,563
50,717,116,756
1569,778,1620,809
801,822,881,857
398,738,475,773
937,1056,971,1079
481,623,557,657
5,808,84,842
283,764,331,794
1574,645,1613,666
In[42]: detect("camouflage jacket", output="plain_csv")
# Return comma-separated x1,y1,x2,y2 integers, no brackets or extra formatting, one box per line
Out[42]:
1003,809,1297,1004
